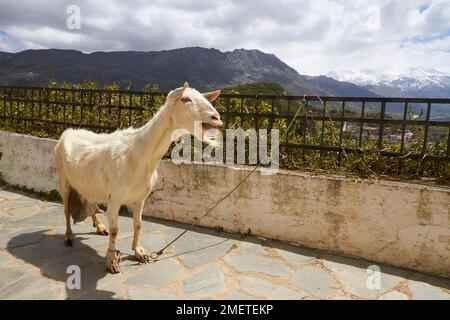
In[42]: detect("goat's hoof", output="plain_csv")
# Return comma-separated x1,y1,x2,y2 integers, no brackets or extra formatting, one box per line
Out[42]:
106,264,121,274
106,251,121,274
96,228,109,236
136,254,151,264
134,246,150,263
64,231,74,247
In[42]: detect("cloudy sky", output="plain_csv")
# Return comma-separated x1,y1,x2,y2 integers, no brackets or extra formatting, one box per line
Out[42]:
0,0,449,76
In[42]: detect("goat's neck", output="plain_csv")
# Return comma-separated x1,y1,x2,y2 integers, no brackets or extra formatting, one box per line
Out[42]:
136,103,174,171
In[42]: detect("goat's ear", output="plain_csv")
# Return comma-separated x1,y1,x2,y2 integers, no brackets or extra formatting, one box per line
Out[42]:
203,90,221,102
167,83,190,101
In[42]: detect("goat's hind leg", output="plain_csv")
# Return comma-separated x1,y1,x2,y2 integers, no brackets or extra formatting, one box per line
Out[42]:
58,175,73,246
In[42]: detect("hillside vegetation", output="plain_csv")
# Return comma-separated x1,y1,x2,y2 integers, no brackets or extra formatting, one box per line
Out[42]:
221,83,287,95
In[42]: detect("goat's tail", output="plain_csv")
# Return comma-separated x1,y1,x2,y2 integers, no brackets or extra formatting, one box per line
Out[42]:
68,187,97,223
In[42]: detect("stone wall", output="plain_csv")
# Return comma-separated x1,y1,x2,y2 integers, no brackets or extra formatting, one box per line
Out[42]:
1,131,449,277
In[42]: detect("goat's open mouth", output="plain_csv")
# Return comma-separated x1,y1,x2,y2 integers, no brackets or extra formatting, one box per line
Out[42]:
202,122,219,134
201,122,221,146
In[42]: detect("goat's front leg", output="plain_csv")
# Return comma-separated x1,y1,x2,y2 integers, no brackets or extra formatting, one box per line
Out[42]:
92,210,108,236
105,202,121,274
131,200,150,263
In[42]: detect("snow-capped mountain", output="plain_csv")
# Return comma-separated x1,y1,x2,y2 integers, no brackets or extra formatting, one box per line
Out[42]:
326,68,450,98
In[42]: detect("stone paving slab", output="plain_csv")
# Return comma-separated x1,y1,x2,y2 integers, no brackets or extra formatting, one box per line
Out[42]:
183,264,225,298
0,188,449,300
289,265,338,299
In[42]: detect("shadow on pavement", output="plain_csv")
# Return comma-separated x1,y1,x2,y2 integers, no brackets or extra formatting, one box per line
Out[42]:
7,230,118,300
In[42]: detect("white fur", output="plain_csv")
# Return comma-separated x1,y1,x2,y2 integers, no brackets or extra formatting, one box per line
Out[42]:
54,83,221,272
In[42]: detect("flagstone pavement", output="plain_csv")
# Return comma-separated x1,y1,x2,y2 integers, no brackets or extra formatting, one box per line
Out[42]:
0,188,449,300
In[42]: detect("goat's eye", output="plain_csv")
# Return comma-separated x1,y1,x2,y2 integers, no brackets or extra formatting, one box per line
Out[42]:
181,97,191,103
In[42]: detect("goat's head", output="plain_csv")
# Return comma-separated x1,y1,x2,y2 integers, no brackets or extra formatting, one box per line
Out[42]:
167,82,222,144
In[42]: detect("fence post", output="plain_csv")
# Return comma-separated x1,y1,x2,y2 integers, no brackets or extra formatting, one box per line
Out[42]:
338,101,346,165
9,88,13,128
418,102,432,176
118,92,122,129
378,101,386,149
319,99,327,158
421,102,432,155
447,126,450,158
358,101,365,148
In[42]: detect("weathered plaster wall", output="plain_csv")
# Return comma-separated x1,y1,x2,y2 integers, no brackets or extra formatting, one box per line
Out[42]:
1,131,449,277
0,131,57,191
146,162,450,278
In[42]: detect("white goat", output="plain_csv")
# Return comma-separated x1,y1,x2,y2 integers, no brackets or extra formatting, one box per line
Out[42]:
54,82,222,273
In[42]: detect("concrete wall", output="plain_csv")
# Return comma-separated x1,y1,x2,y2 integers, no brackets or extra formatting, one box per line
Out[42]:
1,131,449,278
0,131,58,191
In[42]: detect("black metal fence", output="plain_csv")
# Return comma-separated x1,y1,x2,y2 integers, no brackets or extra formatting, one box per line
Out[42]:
1,86,449,175
0,86,164,133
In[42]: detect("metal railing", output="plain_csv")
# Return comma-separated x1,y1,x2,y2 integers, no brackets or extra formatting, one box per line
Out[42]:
1,86,449,168
217,94,450,162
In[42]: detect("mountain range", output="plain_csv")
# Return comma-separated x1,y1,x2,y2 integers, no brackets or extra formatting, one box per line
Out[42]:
0,47,377,97
327,68,450,98
0,47,448,119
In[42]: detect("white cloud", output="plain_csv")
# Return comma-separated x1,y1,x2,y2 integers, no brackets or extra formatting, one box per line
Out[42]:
0,0,449,76
8,26,84,47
